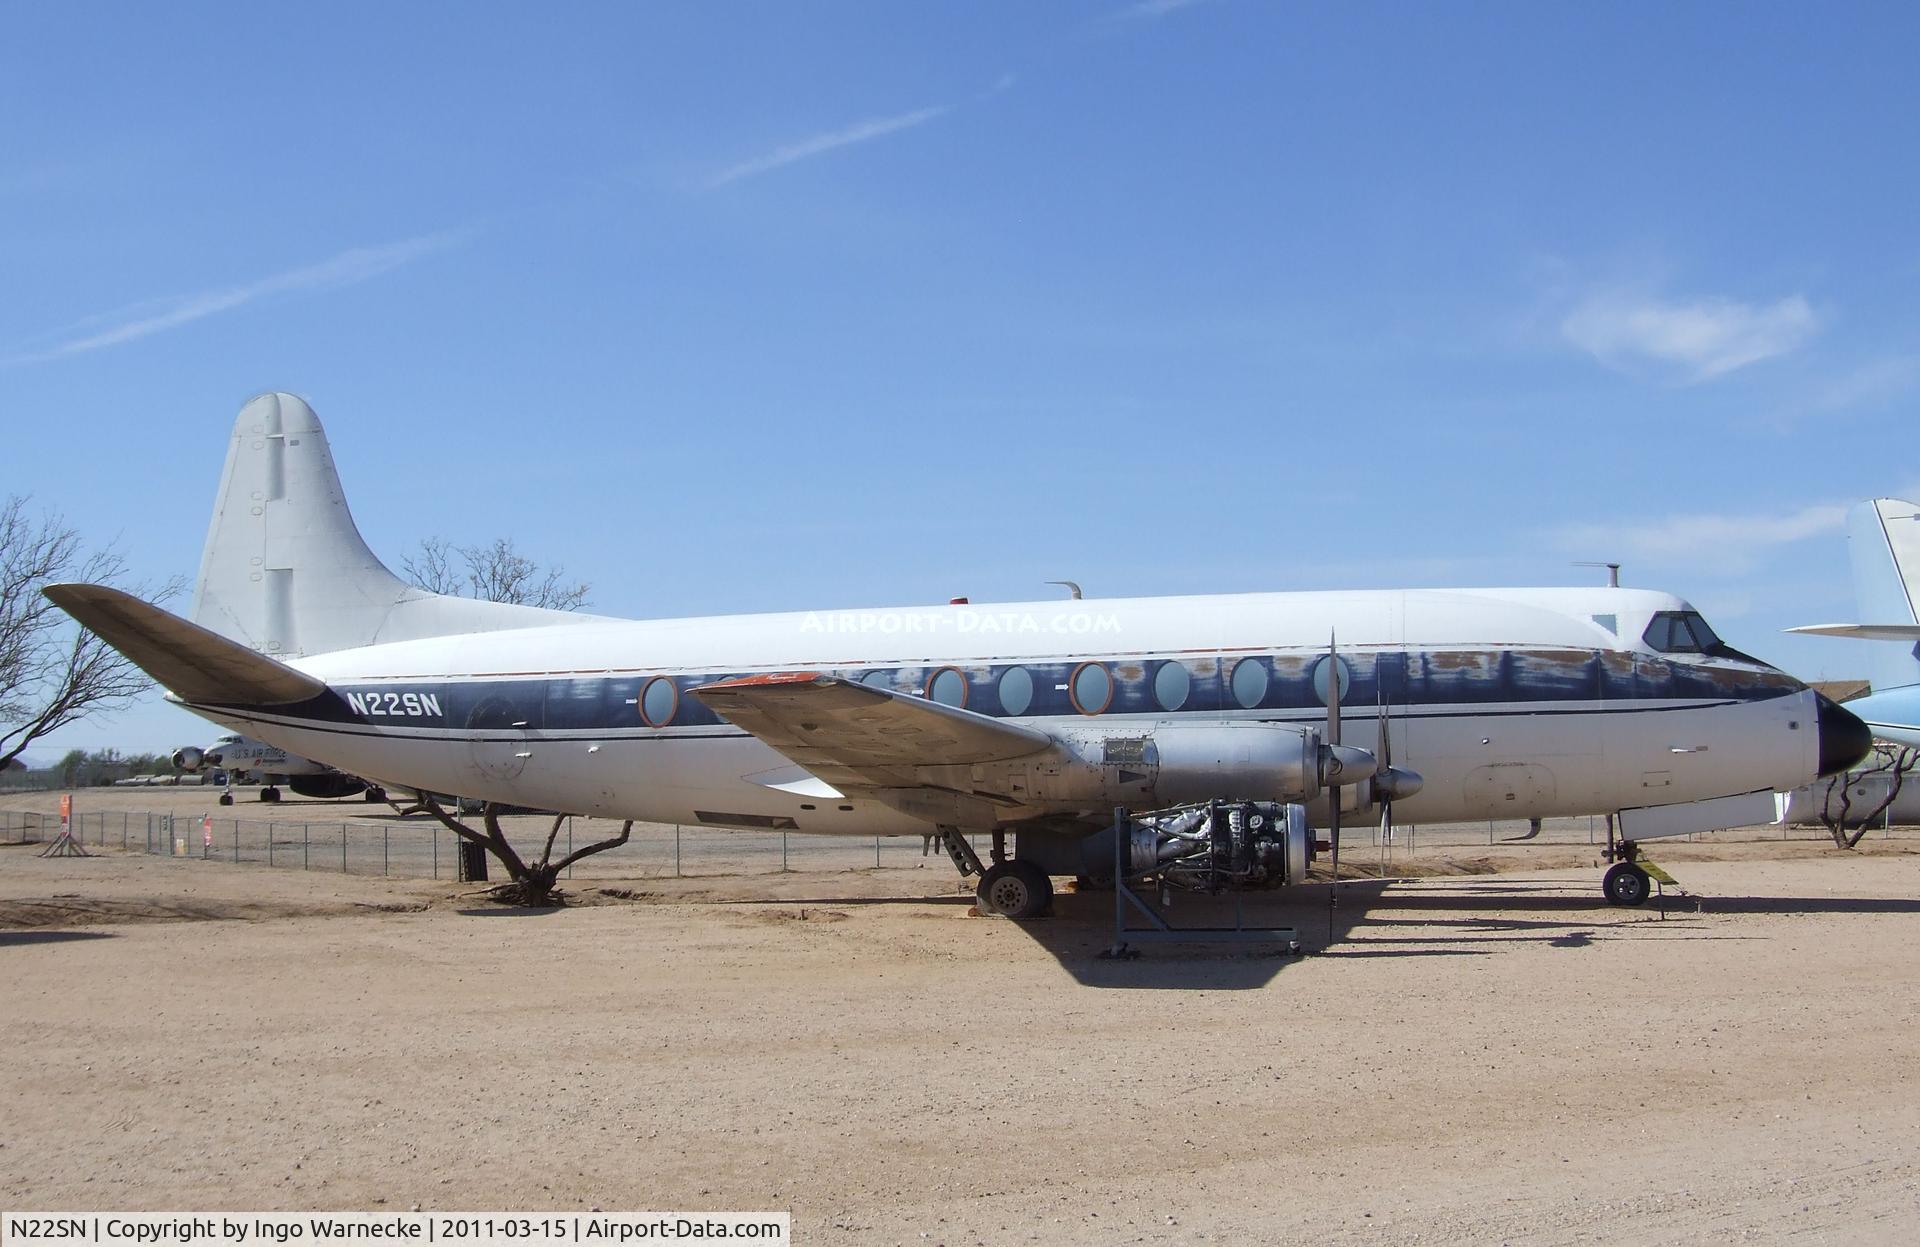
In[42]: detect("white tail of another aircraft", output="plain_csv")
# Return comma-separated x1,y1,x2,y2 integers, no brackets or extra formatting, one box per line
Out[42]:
1792,498,1920,694
190,392,595,658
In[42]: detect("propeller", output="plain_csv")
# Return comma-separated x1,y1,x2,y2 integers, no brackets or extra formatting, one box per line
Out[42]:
1326,633,1343,909
1377,680,1392,867
1370,666,1424,861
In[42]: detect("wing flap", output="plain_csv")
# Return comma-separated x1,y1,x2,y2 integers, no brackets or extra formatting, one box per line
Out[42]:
43,583,327,706
691,672,1051,791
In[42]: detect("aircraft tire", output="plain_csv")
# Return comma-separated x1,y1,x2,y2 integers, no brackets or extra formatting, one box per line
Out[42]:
977,861,1053,921
260,787,281,804
218,792,233,807
1603,862,1651,907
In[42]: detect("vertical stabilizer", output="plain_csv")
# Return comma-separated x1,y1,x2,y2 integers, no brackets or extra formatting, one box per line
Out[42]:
190,392,593,657
1847,498,1920,692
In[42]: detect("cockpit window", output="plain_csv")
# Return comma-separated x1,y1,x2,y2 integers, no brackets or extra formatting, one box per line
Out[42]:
1643,610,1721,654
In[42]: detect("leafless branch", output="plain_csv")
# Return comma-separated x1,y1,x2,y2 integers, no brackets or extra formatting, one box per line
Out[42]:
401,535,589,611
398,536,461,595
1817,744,1919,848
1,495,181,770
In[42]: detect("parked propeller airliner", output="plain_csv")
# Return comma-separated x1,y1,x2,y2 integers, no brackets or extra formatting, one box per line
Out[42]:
47,393,1869,916
171,732,382,805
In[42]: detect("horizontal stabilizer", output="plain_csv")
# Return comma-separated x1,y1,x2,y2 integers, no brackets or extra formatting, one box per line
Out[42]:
43,583,327,706
1787,623,1920,640
692,672,1052,792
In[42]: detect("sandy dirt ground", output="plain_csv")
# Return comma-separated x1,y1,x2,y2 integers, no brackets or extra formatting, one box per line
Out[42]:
4,815,1920,1245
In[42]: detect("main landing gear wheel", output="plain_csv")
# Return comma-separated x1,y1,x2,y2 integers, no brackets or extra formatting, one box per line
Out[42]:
218,792,234,806
976,861,1054,921
1603,861,1652,907
259,787,281,804
363,786,387,803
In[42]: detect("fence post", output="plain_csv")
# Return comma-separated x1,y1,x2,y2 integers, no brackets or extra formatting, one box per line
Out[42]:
433,824,438,879
781,831,789,873
675,824,681,877
568,818,574,879
303,823,309,870
875,835,881,868
384,824,389,876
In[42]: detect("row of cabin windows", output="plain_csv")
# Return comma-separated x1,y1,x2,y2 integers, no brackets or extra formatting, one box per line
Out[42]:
635,657,1351,727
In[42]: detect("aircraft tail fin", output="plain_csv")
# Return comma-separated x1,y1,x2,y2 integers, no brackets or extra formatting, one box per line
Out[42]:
192,392,594,657
1844,498,1920,692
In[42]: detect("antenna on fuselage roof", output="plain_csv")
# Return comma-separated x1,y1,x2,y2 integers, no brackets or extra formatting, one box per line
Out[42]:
1046,580,1084,600
1574,561,1622,588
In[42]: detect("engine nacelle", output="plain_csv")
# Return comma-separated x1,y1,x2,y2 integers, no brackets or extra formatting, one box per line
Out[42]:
288,773,369,800
171,746,205,772
1079,800,1313,893
1014,722,1323,809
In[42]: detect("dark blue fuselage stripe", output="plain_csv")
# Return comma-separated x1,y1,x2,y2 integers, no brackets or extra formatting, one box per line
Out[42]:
191,654,1795,745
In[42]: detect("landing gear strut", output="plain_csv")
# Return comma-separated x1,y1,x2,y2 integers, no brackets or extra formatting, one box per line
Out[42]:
937,826,984,879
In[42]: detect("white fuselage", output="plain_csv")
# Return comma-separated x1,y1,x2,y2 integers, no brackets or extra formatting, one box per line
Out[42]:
178,585,1822,836
201,735,333,782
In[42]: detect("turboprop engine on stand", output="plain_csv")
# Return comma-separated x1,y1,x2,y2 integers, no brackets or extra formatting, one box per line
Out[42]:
1077,801,1314,893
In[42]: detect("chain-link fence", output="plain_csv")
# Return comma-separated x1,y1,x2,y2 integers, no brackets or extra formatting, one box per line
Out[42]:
3,805,1914,883
0,807,982,880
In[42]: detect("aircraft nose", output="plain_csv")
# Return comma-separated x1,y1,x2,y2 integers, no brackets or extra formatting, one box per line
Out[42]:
1815,693,1873,776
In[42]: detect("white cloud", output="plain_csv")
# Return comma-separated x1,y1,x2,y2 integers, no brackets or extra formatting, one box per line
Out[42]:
1120,0,1212,17
710,106,949,187
1561,290,1819,382
1554,502,1847,574
2,229,472,367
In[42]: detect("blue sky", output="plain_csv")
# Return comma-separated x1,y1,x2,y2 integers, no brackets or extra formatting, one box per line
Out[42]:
5,1,1918,759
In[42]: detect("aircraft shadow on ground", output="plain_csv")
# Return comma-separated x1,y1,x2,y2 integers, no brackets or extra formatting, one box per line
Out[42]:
1000,878,1920,989
694,875,1918,991
453,906,566,918
1036,882,1559,988
0,930,117,946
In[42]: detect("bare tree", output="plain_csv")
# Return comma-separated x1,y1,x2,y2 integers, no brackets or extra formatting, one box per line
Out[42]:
408,793,631,905
1815,743,1920,849
1,496,179,771
401,536,589,611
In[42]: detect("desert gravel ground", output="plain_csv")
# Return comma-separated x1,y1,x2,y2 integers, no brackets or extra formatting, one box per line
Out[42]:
3,806,1919,1245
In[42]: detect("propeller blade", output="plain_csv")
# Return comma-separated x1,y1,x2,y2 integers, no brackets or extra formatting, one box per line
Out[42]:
1327,632,1342,905
1375,667,1393,865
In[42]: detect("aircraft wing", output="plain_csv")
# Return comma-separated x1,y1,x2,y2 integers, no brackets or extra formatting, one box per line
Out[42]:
1787,624,1920,640
42,583,326,706
691,672,1052,791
